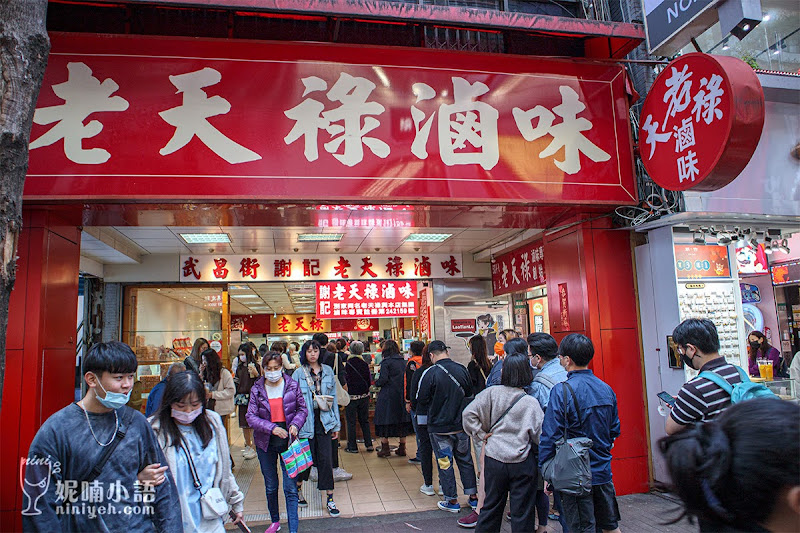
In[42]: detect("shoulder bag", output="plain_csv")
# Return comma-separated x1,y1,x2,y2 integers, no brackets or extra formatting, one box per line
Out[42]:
486,392,526,439
85,407,134,484
333,354,350,407
302,367,334,411
180,439,229,520
435,363,474,410
541,382,593,496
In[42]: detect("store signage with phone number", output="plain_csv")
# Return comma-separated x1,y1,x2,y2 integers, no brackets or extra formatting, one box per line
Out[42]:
179,254,462,282
315,280,418,319
638,53,764,192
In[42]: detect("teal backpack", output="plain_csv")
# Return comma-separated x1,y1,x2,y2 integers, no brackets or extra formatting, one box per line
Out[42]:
698,365,776,403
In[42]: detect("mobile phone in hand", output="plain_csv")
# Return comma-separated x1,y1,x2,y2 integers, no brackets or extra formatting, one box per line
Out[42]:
657,391,676,406
229,510,251,533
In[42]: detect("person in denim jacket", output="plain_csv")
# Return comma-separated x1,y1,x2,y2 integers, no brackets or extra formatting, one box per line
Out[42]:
292,340,342,517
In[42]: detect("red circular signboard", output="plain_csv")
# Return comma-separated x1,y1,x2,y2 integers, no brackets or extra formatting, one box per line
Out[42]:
638,53,764,192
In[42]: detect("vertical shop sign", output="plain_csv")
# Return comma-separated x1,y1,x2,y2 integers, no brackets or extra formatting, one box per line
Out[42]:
418,287,431,339
491,240,546,296
674,245,731,279
638,53,764,192
315,280,418,319
558,283,570,331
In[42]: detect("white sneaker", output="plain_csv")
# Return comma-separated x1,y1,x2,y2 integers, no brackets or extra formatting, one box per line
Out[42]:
333,467,353,481
420,484,435,496
438,488,444,496
242,446,257,460
309,467,318,482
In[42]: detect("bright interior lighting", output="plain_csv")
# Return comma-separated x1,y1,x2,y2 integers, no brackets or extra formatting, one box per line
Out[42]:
297,233,343,242
742,23,750,31
404,233,452,243
232,294,261,299
179,233,231,244
762,14,770,21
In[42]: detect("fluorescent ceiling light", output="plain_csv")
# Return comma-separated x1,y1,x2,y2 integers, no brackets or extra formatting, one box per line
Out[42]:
179,233,231,244
298,233,344,242
232,294,261,299
404,233,452,243
228,284,249,290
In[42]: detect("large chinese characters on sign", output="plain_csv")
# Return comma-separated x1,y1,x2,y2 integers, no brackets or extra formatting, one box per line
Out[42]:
179,254,461,282
25,33,636,205
638,53,764,192
491,240,546,296
316,281,418,319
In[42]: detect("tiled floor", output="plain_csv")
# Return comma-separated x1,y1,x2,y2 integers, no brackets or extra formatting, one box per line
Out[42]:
229,413,466,522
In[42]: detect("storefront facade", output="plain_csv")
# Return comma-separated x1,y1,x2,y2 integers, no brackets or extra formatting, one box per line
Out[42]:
1,2,651,528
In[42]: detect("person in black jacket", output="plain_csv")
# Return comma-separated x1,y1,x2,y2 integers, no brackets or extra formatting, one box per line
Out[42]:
344,341,374,453
467,334,491,394
410,344,436,496
416,340,478,513
374,340,413,457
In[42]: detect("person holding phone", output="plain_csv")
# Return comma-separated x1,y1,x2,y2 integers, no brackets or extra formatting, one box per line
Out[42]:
246,351,308,533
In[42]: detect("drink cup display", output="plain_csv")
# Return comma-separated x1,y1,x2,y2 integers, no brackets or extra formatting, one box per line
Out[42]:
758,360,768,379
765,363,774,381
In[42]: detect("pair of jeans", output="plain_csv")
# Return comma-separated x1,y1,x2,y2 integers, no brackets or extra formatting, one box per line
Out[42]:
559,481,619,533
345,397,373,450
430,431,477,500
417,423,433,486
554,490,570,532
256,446,299,533
477,451,537,533
410,409,422,460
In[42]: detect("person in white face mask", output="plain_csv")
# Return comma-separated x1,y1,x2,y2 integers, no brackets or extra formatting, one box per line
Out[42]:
150,371,245,533
234,343,262,460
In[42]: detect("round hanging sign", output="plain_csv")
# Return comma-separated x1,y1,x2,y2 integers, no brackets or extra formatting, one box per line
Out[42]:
638,53,764,192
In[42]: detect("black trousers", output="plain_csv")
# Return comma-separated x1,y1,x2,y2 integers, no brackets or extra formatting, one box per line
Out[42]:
345,397,373,450
417,423,433,486
477,451,537,533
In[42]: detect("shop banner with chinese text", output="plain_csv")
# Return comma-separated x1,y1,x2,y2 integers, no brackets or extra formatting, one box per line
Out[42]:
180,254,462,282
492,240,546,296
316,280,418,319
26,33,637,205
271,314,330,334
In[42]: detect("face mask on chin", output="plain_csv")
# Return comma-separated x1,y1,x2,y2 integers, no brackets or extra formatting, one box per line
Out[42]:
93,374,132,410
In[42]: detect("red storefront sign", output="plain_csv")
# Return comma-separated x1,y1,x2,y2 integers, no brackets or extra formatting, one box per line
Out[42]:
330,318,379,331
491,240,546,296
638,53,764,192
26,33,637,205
674,245,731,279
316,281,418,318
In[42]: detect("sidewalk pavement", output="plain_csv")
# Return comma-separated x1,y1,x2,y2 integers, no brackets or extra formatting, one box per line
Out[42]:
229,491,696,533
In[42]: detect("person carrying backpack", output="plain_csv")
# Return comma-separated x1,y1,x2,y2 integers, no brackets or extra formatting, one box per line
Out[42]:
666,319,774,437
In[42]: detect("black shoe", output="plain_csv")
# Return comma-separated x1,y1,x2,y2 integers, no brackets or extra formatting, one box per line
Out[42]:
366,445,374,452
344,448,359,454
298,495,308,507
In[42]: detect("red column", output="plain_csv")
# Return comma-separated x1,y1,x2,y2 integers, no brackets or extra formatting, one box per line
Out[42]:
0,209,81,532
544,217,649,495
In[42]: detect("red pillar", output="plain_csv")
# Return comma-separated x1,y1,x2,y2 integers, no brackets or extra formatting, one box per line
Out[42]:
0,209,81,532
544,217,649,495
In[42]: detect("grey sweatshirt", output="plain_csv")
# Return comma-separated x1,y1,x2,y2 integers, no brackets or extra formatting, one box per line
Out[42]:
462,385,544,463
23,403,182,532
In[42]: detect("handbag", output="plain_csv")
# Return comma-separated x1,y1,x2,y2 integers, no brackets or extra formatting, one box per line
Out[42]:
180,441,229,520
302,367,334,411
280,436,314,478
541,382,593,496
333,354,350,407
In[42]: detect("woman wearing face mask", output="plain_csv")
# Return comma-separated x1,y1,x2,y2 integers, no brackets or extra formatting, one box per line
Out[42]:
200,349,236,432
292,340,342,517
186,338,209,374
246,351,307,533
747,331,781,379
234,343,261,461
151,371,244,533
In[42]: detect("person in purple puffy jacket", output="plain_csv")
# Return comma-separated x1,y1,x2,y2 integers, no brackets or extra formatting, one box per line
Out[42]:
747,331,781,379
246,351,308,533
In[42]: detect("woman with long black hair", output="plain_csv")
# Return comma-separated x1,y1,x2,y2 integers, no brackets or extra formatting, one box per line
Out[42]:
200,348,236,432
374,339,413,457
234,343,261,460
150,371,244,533
468,334,491,394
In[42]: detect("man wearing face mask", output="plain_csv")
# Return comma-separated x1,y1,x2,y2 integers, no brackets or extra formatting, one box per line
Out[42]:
666,318,744,436
23,341,181,532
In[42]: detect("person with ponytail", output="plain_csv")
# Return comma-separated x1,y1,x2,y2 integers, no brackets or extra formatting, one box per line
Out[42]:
659,398,800,532
151,371,244,533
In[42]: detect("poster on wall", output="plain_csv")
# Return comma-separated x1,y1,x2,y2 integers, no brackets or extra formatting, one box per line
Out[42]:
674,245,731,279
443,306,510,366
735,244,768,275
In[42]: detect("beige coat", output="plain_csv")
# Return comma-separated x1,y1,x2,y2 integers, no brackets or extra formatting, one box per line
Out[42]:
210,368,235,416
151,410,244,532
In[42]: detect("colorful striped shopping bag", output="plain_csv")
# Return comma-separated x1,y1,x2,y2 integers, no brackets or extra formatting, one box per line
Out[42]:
280,437,313,478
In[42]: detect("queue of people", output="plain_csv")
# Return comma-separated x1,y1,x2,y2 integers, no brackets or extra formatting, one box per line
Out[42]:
24,323,800,533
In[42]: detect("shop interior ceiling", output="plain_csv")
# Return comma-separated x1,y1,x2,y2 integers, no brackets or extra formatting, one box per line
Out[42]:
86,225,532,315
